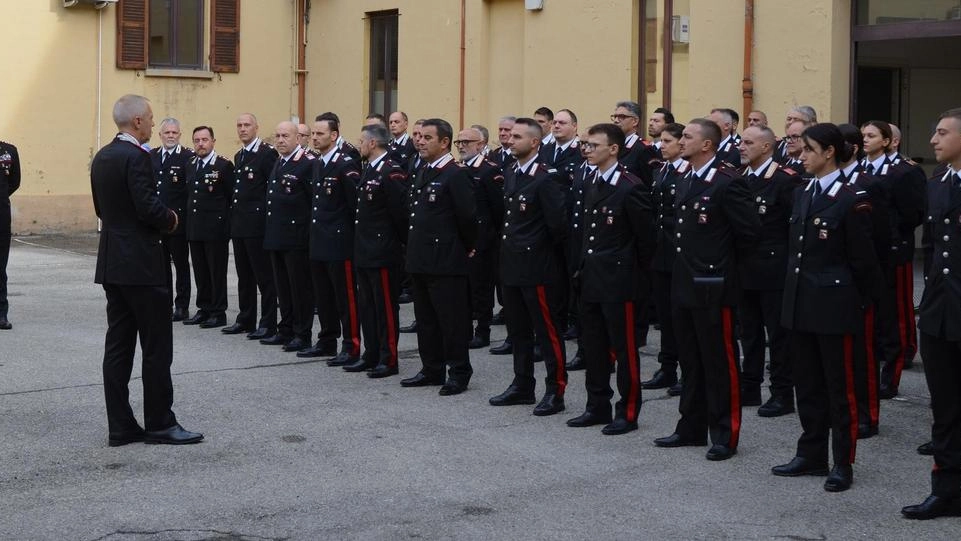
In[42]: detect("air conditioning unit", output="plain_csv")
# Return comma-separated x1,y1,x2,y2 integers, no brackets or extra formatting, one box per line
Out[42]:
64,0,118,8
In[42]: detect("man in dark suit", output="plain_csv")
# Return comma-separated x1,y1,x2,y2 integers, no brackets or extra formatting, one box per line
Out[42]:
539,109,584,178
611,100,658,186
183,126,235,329
400,118,478,396
91,94,202,446
709,108,742,167
316,112,362,163
225,113,278,339
0,138,20,330
150,118,193,322
491,116,518,171
388,111,416,170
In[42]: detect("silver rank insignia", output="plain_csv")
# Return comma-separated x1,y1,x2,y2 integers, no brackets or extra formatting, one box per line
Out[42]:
758,205,767,215
606,216,614,225
429,193,436,202
248,172,254,180
819,229,829,239
519,203,526,211
698,213,708,224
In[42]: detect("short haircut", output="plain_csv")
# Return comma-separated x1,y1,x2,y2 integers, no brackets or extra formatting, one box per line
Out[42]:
237,112,258,124
366,113,387,123
317,118,339,133
587,123,626,154
689,118,722,149
533,107,554,120
661,122,685,140
837,123,864,163
159,117,181,131
471,124,490,142
726,108,740,125
615,101,641,118
112,94,150,128
499,115,517,123
361,124,390,148
316,112,340,123
193,125,215,139
392,111,409,122
861,120,892,149
514,117,543,139
653,107,675,124
421,118,454,148
792,105,818,125
803,123,846,165
556,109,578,124
414,118,426,126
710,108,733,125
939,108,961,130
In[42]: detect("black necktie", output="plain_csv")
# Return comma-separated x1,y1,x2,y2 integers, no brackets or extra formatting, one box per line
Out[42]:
239,148,248,163
814,181,823,199
747,173,759,183
553,146,561,162
161,151,168,165
953,173,961,187
865,163,875,175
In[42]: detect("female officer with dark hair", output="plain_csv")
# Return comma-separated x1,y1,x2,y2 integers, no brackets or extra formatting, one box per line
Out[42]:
773,123,880,492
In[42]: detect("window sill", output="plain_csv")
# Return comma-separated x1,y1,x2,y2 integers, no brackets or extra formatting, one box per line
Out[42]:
145,68,215,79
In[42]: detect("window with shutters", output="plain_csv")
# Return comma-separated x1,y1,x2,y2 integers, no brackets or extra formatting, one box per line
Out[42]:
368,10,399,116
116,0,240,73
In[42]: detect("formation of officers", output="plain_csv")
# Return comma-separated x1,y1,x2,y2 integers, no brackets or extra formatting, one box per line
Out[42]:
148,102,961,518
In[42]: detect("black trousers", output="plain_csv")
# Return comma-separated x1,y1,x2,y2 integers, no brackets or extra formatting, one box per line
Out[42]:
739,288,791,397
468,248,495,334
270,249,312,341
791,330,858,466
358,266,401,368
410,273,473,384
162,234,190,311
189,240,228,318
920,332,961,498
855,306,881,429
879,263,918,390
309,259,361,357
652,271,678,373
0,230,9,318
581,299,642,422
102,284,177,433
232,236,277,332
502,283,567,395
673,304,742,448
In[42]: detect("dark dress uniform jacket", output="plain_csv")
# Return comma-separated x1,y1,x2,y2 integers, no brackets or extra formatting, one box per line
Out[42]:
738,160,803,291
567,161,595,274
186,154,235,242
878,157,927,267
577,165,656,303
618,134,658,186
919,171,961,341
491,146,517,172
405,154,478,276
781,178,879,335
91,136,176,286
0,141,21,234
231,140,277,239
264,148,315,251
651,159,689,273
716,136,741,168
467,154,505,254
354,157,409,269
388,135,417,171
672,158,760,309
150,145,193,236
499,161,568,287
539,140,584,182
309,151,360,261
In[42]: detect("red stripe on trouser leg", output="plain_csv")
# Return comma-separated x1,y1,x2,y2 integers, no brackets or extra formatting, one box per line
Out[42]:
864,305,879,425
344,260,361,357
843,334,858,464
380,268,398,367
536,285,566,395
624,301,640,423
893,267,908,388
609,349,617,364
721,307,741,448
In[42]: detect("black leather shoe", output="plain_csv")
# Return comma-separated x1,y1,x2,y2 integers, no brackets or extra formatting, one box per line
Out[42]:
326,351,358,367
654,433,707,447
824,464,853,492
489,339,513,355
641,368,677,390
367,364,399,378
183,312,207,325
0,317,10,330
297,343,338,358
259,333,289,346
902,495,961,520
879,384,898,399
858,424,879,439
282,337,309,352
400,372,445,387
468,332,490,349
602,418,638,435
221,322,253,335
758,395,795,417
566,411,612,427
398,291,414,304
533,393,565,416
562,324,579,341
706,444,737,461
489,385,536,406
532,344,543,363
144,424,204,445
247,328,271,340
343,358,377,372
565,350,585,371
491,310,506,325
439,380,467,396
741,386,762,407
772,456,830,477
399,320,418,333
918,441,935,456
667,381,683,397
108,428,146,447
199,315,227,329
171,308,188,322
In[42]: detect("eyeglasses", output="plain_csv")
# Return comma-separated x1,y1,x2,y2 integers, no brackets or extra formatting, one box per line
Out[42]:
453,139,480,146
784,135,802,141
579,142,608,151
611,114,637,122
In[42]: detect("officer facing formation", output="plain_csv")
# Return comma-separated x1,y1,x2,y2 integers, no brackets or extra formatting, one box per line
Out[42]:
0,137,19,330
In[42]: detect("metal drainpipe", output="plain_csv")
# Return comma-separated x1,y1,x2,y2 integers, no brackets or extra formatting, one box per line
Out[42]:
459,0,467,130
296,0,309,122
742,0,755,119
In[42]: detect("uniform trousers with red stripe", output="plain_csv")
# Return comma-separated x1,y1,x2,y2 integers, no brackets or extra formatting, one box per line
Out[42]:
920,332,961,498
581,299,642,422
855,305,880,429
309,259,361,356
672,304,742,448
791,331,859,466
879,263,918,390
357,266,401,369
502,283,567,396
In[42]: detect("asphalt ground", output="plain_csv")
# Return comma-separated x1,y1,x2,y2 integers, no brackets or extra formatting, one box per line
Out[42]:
0,235,955,540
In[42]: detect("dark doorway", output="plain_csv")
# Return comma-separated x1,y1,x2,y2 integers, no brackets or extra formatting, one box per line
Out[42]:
855,67,898,127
